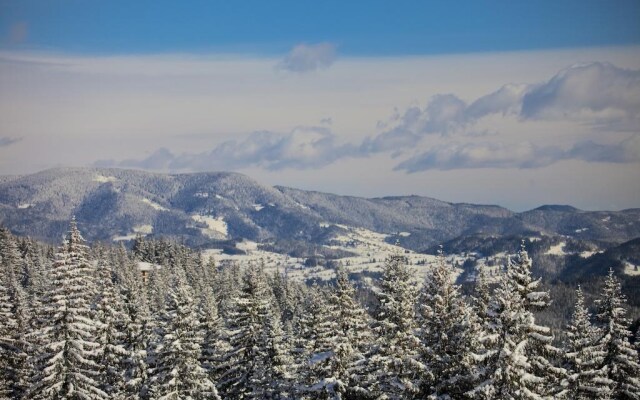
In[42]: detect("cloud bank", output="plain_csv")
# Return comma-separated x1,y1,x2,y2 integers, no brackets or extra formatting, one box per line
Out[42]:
98,127,356,171
277,42,337,73
98,62,640,173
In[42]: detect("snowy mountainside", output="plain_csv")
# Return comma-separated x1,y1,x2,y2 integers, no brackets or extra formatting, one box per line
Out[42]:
1,167,639,282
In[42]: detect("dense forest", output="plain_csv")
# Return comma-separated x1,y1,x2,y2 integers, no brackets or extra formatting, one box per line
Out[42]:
1,220,639,399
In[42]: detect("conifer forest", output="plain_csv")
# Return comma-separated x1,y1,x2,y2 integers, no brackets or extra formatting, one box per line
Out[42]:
0,221,639,400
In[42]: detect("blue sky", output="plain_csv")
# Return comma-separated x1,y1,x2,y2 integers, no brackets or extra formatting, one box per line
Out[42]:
0,1,639,211
2,0,639,55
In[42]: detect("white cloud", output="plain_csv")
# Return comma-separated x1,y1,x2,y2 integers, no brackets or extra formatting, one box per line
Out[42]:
394,134,640,172
99,126,357,171
277,42,337,73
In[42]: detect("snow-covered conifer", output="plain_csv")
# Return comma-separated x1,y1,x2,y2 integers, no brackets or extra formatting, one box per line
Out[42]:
565,286,613,399
361,252,424,399
595,269,640,400
218,263,292,399
470,242,566,399
28,219,107,400
94,255,128,398
149,269,219,400
417,248,480,398
0,276,17,399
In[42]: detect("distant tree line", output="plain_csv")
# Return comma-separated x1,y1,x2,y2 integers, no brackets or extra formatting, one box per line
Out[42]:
0,221,639,399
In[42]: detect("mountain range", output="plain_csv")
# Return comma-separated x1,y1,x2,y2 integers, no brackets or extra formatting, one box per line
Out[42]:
1,167,639,254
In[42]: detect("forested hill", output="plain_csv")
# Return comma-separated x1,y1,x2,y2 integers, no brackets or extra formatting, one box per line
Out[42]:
1,167,639,251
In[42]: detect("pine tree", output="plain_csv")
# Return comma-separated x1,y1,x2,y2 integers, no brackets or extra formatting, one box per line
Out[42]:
198,287,228,386
94,255,128,398
327,266,373,398
119,258,151,400
149,270,219,400
0,227,22,281
565,286,613,399
417,248,480,399
470,242,566,399
297,283,343,399
218,263,292,399
361,252,424,399
0,276,17,400
4,268,31,399
28,219,107,400
595,269,640,400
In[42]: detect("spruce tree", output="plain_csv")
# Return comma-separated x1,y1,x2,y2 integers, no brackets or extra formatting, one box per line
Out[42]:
417,248,480,399
197,287,227,386
565,286,613,399
595,269,640,400
149,270,219,400
470,242,566,399
94,255,128,398
329,266,373,398
218,263,291,399
362,252,424,399
28,219,107,400
0,276,17,400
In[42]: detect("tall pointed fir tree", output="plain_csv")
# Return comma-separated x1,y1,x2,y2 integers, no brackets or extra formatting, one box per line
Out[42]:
94,255,128,398
198,286,228,387
296,283,343,399
28,219,107,400
117,254,151,400
565,286,613,399
361,252,424,399
148,268,219,400
417,248,481,399
470,242,566,399
595,269,640,400
326,266,373,398
4,267,31,399
218,263,292,399
0,275,18,400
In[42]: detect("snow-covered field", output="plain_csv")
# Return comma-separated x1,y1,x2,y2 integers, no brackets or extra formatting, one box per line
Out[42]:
202,224,461,285
191,215,228,239
623,261,640,276
141,197,168,211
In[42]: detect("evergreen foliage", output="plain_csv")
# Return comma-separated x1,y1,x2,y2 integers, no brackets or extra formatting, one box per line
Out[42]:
0,222,638,400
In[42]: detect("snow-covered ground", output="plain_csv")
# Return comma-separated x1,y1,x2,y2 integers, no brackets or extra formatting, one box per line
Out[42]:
202,224,458,285
141,197,168,211
545,242,567,256
191,215,228,238
623,261,640,276
113,224,153,241
93,174,118,183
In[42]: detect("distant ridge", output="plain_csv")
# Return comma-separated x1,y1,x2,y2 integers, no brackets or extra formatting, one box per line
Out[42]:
0,167,639,252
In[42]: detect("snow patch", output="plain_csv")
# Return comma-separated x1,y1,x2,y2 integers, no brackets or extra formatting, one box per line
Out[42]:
574,228,589,233
93,175,118,183
137,261,161,271
133,225,153,234
601,216,611,222
398,232,411,237
191,215,228,238
545,242,567,256
17,203,33,209
623,261,640,276
141,198,168,211
253,204,264,211
194,192,209,198
113,234,137,242
215,194,224,200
